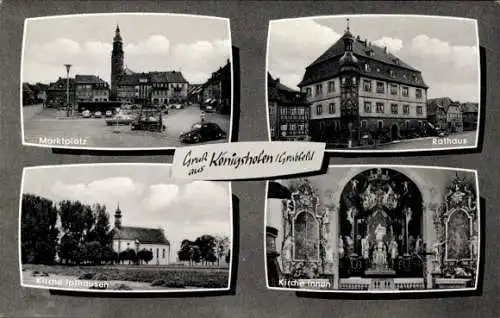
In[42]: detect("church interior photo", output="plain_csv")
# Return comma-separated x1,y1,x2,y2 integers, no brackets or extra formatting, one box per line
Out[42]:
266,166,480,292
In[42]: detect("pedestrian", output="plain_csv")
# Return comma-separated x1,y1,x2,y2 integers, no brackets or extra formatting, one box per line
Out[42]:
200,111,206,123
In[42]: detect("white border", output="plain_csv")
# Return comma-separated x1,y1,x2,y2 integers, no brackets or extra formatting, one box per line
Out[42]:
19,163,234,293
263,164,481,294
265,14,481,153
20,12,235,151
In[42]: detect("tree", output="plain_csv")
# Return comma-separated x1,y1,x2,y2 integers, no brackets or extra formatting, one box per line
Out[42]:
138,249,153,264
21,194,59,264
214,236,230,266
178,240,194,265
225,250,231,264
194,235,217,265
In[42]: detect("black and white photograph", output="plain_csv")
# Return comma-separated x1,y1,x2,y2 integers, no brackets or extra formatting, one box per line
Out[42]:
266,15,480,152
266,166,480,292
21,13,233,150
20,164,233,292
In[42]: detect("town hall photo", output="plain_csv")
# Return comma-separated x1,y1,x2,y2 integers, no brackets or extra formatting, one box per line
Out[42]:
266,15,480,152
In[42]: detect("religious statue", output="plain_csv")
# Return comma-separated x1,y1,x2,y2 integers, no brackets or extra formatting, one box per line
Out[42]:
361,235,370,260
373,240,388,269
415,235,423,255
338,236,345,259
432,240,446,273
281,236,293,272
389,239,398,267
346,236,354,256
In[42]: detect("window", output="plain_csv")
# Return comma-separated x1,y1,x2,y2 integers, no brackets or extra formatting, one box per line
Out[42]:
363,80,372,92
416,89,422,99
306,87,312,97
391,103,398,114
417,105,423,115
405,120,410,129
298,108,305,115
162,249,166,258
376,82,385,94
280,124,287,131
298,124,305,132
290,123,296,131
156,248,159,259
361,120,367,128
352,77,357,85
316,104,323,115
418,121,423,128
403,104,410,114
328,81,335,92
364,63,371,72
378,120,383,129
364,101,372,113
329,103,335,114
290,108,297,115
293,212,319,260
402,86,409,97
280,107,286,115
315,84,322,96
376,102,384,114
390,84,398,96
389,69,394,77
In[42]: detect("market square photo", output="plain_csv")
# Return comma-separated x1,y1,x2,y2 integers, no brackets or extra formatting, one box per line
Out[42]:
266,15,480,152
265,166,480,293
20,164,233,292
21,13,233,150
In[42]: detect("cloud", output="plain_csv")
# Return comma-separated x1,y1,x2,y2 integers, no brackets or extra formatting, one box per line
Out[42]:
125,35,170,55
268,19,341,89
373,36,403,53
145,184,180,211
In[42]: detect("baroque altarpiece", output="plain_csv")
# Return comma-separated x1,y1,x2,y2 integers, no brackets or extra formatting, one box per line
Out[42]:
275,168,479,291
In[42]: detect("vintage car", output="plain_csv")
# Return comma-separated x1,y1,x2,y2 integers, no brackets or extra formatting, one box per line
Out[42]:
105,113,133,126
82,110,91,118
180,122,227,143
130,107,166,132
105,110,113,118
170,103,184,109
94,111,103,118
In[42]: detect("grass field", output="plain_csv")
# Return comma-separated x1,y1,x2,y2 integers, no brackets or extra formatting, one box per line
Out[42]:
23,264,229,289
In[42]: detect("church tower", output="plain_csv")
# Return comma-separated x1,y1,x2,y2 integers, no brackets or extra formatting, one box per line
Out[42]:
111,24,124,100
114,202,122,229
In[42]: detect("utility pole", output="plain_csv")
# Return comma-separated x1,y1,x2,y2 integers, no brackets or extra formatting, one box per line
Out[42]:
64,64,72,117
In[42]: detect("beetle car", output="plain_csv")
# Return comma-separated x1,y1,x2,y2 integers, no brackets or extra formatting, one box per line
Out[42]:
180,122,227,143
105,113,133,126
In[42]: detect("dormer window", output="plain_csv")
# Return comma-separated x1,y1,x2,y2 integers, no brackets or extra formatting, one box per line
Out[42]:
389,69,394,77
364,63,371,72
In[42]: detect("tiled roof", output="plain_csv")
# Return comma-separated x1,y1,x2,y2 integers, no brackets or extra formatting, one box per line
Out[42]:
118,71,188,86
298,35,427,88
268,73,307,106
47,77,75,90
75,75,108,85
112,226,170,245
427,97,454,113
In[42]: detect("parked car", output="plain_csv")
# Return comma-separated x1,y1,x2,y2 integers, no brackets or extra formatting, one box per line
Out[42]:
105,110,113,118
180,122,227,143
94,111,103,118
170,103,184,109
131,107,166,132
105,113,133,126
82,110,91,118
205,104,216,113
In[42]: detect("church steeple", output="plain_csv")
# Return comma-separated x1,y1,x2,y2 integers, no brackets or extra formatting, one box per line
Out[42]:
339,18,359,71
114,202,122,228
111,23,124,100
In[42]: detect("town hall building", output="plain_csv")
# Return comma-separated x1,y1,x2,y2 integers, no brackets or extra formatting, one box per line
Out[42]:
298,20,429,148
111,204,171,265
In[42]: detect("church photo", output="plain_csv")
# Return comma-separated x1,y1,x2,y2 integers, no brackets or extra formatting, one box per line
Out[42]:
21,13,233,150
266,166,480,293
20,164,233,293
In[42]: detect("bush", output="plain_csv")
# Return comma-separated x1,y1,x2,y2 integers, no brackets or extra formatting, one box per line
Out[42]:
151,279,165,286
113,283,132,290
79,272,95,280
93,273,108,281
164,279,185,288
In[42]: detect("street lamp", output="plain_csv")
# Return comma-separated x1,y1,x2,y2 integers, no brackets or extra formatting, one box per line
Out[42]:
64,64,72,117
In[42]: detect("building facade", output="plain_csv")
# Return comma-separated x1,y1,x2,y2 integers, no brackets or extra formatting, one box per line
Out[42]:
110,25,189,105
45,77,76,108
461,102,479,131
267,167,479,291
111,204,171,266
74,75,110,103
201,59,232,114
268,73,310,141
298,22,428,148
446,102,463,133
427,97,451,130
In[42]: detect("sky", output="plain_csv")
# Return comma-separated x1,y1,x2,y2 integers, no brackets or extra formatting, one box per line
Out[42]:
268,15,480,103
22,13,232,85
22,164,232,262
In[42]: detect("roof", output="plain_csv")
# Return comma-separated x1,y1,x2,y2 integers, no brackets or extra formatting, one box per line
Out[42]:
22,82,34,91
75,75,108,85
298,34,427,88
268,73,307,106
47,77,75,91
427,97,455,113
461,102,479,114
112,226,170,245
117,71,188,86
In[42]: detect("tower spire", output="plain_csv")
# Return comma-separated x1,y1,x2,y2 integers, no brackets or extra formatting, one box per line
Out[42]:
114,202,122,228
346,18,350,32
